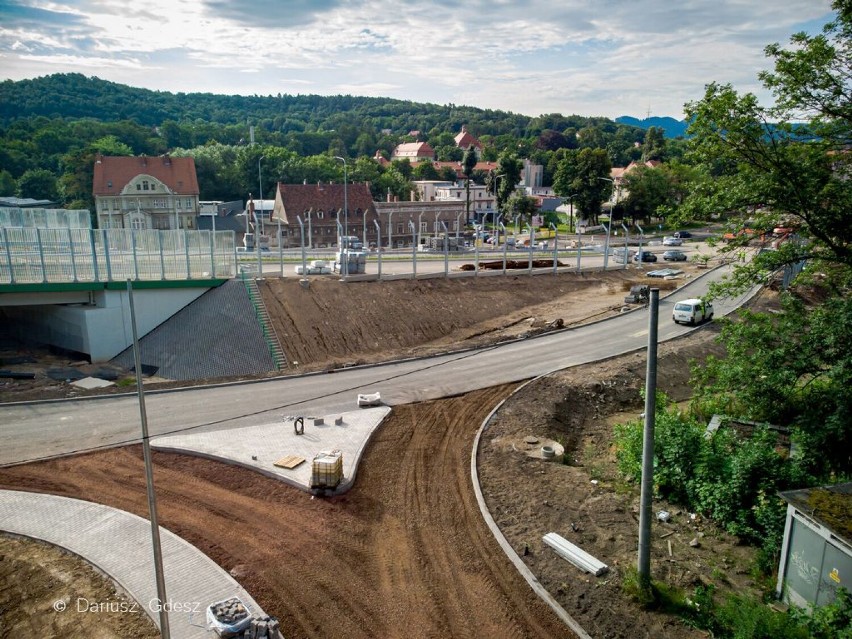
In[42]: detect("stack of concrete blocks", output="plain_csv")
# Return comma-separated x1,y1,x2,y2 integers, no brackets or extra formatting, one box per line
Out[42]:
208,597,251,637
241,615,282,639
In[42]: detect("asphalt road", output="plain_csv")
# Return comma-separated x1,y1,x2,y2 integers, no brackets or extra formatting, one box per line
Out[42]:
0,264,753,466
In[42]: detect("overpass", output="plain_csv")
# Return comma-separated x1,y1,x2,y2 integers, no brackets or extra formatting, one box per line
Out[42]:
0,227,237,361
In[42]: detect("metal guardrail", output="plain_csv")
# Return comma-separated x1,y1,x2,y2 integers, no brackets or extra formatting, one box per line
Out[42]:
0,228,237,284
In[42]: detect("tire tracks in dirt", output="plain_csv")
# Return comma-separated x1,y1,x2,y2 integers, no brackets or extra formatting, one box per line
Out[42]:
0,385,571,639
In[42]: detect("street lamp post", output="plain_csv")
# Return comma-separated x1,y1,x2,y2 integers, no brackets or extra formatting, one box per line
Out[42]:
441,221,449,277
550,222,558,274
373,219,382,278
622,222,630,270
499,222,508,275
598,177,615,269
409,220,417,279
258,155,265,235
334,156,348,241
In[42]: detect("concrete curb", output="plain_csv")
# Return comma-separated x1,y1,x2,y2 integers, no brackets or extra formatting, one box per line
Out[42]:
0,489,265,638
470,383,594,639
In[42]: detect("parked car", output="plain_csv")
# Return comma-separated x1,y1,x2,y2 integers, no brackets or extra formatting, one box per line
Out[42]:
633,251,658,263
663,250,687,261
672,298,714,325
673,230,692,238
662,236,683,246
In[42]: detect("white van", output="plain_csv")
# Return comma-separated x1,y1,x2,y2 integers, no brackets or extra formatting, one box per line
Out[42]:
672,298,714,325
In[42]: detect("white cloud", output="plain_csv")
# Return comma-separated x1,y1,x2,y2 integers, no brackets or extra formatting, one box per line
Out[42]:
0,0,836,118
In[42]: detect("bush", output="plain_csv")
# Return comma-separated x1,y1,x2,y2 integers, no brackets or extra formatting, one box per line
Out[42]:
613,392,809,559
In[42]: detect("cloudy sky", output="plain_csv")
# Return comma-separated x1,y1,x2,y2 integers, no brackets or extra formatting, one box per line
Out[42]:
0,0,835,119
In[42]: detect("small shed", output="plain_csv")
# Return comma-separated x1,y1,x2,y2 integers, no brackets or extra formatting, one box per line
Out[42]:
776,482,852,609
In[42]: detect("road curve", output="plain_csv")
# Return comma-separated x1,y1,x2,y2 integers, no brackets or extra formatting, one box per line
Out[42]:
0,264,752,466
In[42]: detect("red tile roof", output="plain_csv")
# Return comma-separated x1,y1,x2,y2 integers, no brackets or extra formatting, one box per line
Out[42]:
392,142,436,159
92,155,199,196
454,126,482,150
274,182,376,226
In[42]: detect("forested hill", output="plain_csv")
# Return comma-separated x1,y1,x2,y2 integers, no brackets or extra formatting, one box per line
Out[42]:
0,72,546,136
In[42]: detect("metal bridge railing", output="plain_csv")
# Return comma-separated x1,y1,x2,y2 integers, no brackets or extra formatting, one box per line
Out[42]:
0,228,237,284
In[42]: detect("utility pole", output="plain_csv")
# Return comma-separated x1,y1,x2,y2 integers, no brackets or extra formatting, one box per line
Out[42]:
638,288,660,588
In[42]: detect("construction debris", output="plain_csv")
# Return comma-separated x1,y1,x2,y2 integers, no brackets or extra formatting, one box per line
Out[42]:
543,532,609,576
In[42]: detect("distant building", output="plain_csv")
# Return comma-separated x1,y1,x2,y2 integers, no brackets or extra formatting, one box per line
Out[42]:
272,182,377,248
0,196,58,209
454,125,482,159
92,154,200,230
0,207,90,229
410,180,495,224
374,200,465,248
391,142,436,162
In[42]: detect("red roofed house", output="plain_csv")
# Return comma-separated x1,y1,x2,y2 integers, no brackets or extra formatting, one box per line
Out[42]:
391,142,436,161
272,182,378,248
454,125,482,159
93,155,200,230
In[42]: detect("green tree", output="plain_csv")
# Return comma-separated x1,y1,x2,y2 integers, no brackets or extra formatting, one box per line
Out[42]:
0,169,15,195
462,144,478,222
622,165,673,224
553,148,612,223
493,153,522,216
641,126,666,161
680,0,852,295
91,135,133,156
506,192,538,228
16,168,59,201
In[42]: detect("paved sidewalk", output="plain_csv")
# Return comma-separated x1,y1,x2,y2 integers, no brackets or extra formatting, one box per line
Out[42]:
0,489,265,638
152,407,391,493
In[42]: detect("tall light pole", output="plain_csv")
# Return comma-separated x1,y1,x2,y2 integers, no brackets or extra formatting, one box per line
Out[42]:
598,177,615,269
334,156,348,242
258,155,265,235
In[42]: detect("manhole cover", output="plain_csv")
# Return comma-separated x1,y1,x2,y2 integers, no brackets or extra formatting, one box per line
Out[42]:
524,436,539,445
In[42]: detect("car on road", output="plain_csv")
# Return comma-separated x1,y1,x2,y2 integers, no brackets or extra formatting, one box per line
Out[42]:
633,251,658,263
672,298,714,325
663,250,687,261
662,236,683,246
673,230,692,238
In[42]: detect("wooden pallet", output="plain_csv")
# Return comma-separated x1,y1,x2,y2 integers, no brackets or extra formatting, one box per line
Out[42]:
274,455,306,469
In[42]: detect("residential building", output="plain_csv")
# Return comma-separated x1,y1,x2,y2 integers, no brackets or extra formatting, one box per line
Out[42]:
272,182,378,248
374,200,466,248
411,180,495,224
92,155,200,230
454,125,482,159
391,142,436,162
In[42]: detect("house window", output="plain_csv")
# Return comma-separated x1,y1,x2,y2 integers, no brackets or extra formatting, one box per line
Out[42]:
142,181,149,191
420,222,427,233
137,184,141,191
397,224,403,234
131,217,146,230
317,210,324,219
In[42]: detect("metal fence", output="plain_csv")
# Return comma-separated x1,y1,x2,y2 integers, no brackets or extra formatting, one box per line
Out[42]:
0,208,91,229
0,228,237,284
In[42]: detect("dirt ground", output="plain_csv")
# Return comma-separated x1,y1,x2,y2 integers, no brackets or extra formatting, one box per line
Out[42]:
0,533,159,638
1,258,764,639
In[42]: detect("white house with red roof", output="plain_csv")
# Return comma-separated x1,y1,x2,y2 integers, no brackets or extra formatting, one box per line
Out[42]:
391,142,436,161
92,155,200,230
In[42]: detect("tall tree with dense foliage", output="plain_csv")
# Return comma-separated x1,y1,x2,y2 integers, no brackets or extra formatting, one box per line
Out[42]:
680,0,852,480
16,168,59,201
492,153,522,217
552,148,612,223
680,0,852,295
462,144,478,222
